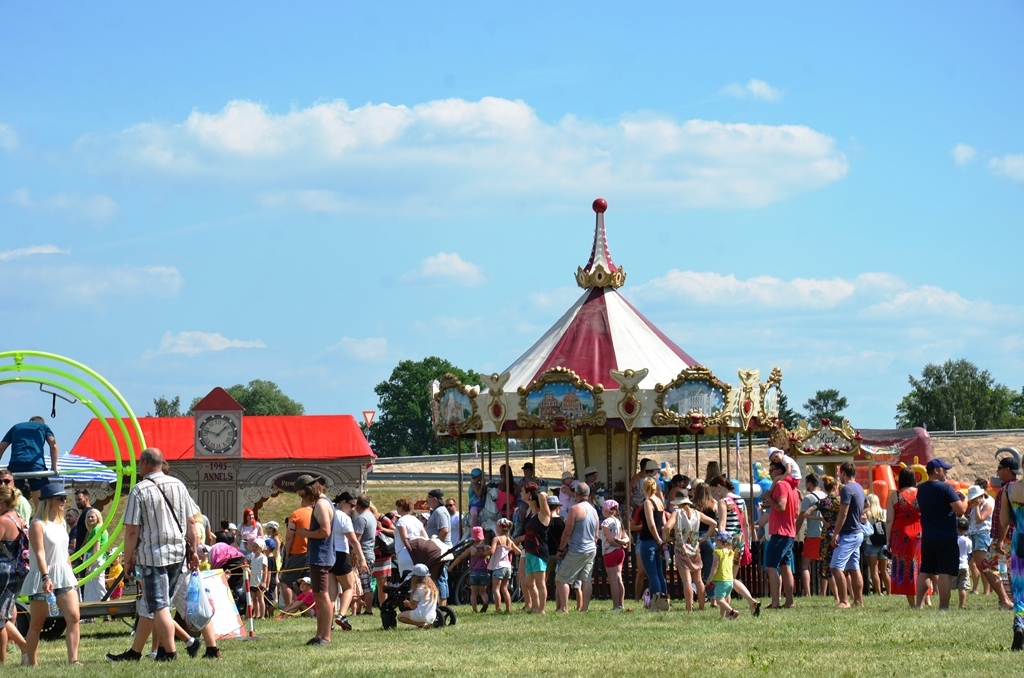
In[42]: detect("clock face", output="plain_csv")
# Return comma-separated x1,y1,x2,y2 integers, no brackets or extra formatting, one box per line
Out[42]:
198,414,239,454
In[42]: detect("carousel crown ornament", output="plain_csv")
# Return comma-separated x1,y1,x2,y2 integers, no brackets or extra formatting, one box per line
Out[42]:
575,198,626,290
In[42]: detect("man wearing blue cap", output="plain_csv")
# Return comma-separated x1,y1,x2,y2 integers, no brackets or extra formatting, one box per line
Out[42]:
915,458,967,610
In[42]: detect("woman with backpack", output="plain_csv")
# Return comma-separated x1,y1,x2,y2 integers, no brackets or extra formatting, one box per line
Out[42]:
862,493,890,596
0,486,28,664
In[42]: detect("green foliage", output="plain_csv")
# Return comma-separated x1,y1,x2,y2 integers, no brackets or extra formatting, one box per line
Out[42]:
368,356,480,457
147,395,183,417
895,358,1020,430
800,388,848,424
776,392,798,429
186,379,305,416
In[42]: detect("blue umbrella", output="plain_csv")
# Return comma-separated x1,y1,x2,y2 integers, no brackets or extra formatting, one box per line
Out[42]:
56,453,117,484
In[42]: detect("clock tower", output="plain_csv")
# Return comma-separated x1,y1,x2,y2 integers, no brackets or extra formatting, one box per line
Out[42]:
192,387,244,527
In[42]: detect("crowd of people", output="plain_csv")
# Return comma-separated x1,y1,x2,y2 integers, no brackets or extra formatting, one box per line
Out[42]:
5,412,1024,661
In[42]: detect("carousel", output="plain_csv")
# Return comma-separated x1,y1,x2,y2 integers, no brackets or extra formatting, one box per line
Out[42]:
431,198,789,520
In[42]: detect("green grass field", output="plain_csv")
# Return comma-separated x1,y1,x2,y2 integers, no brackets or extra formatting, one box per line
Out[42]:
23,594,1024,676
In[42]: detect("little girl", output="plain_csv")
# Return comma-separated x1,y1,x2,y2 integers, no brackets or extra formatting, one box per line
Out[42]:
450,525,491,612
246,537,268,619
398,563,438,629
705,531,740,620
600,500,629,610
469,469,486,527
104,552,124,600
488,518,521,613
81,508,109,603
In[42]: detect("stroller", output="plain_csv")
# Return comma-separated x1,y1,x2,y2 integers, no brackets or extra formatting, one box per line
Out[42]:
380,538,472,630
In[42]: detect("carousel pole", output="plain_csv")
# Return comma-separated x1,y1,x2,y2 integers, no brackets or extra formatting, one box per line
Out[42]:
725,432,732,480
675,428,681,477
532,429,537,472
694,434,700,482
747,430,754,531
718,430,724,476
505,431,511,517
456,434,464,540
605,428,613,500
489,433,495,482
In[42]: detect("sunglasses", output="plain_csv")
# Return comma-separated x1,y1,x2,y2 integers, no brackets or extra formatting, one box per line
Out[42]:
0,479,12,485
445,503,456,508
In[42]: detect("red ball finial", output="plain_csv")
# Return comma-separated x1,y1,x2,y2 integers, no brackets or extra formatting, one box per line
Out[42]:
592,198,607,214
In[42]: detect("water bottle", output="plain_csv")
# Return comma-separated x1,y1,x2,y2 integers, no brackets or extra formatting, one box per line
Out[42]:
45,591,59,618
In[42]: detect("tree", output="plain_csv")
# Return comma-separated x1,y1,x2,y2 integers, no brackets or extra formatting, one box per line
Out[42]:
895,359,1016,430
801,389,848,425
148,395,184,417
368,357,480,458
187,379,304,416
777,392,798,430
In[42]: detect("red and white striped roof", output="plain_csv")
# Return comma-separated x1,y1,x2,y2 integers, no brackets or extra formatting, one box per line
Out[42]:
504,199,698,391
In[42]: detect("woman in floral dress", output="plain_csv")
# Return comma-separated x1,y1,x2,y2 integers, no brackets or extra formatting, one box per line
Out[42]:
814,476,842,601
885,467,922,607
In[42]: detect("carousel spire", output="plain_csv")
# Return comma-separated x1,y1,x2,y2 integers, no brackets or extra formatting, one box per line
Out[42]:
575,197,626,289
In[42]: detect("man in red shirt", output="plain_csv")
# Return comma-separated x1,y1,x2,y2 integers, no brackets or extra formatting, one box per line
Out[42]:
763,460,798,609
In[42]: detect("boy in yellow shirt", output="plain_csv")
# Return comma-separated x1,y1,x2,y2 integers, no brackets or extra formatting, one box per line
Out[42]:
705,531,740,620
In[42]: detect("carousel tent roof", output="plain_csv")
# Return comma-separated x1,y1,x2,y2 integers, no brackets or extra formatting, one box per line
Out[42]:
70,415,375,463
503,198,698,391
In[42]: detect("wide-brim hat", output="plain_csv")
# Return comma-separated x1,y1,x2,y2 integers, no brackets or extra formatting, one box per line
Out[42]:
293,474,316,492
966,485,985,502
38,482,67,500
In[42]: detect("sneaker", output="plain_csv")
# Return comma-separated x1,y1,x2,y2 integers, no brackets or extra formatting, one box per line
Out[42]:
305,637,329,646
106,649,142,663
335,615,352,631
203,647,222,660
186,638,202,658
1013,627,1024,652
154,650,177,662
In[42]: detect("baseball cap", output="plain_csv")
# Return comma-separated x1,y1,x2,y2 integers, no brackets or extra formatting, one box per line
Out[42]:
767,446,784,459
427,489,444,500
956,517,969,531
265,537,277,550
293,474,316,492
522,462,534,470
584,466,598,476
546,495,562,506
334,491,356,504
227,522,238,531
264,520,280,531
412,563,430,577
602,499,619,513
299,576,311,585
470,526,485,541
999,457,1021,473
926,458,953,472
471,468,483,477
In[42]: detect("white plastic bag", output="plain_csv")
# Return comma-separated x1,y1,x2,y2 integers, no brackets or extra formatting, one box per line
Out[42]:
185,571,215,630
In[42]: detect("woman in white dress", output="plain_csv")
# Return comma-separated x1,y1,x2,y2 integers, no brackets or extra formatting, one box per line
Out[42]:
21,483,80,666
393,498,427,577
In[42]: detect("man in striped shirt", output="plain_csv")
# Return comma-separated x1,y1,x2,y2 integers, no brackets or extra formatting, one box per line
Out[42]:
119,448,200,661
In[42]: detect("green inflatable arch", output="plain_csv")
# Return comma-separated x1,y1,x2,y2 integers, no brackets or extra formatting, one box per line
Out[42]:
0,350,142,585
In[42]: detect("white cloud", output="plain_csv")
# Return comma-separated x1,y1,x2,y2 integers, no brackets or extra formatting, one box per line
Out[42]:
0,244,69,262
861,285,980,319
81,96,846,210
720,79,784,102
0,263,182,308
148,331,266,357
988,153,1024,182
333,336,388,360
400,252,485,287
6,188,119,223
951,143,977,166
0,123,16,152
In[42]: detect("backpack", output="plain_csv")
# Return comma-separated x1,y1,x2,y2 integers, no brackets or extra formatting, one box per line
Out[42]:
1,516,30,577
869,519,886,546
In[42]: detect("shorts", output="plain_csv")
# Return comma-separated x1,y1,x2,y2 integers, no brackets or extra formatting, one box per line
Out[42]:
713,581,733,600
953,568,971,591
469,571,490,587
802,537,822,561
920,538,960,577
309,564,332,594
359,568,373,591
30,585,75,602
280,553,309,587
555,550,595,586
524,553,547,574
372,557,392,579
9,463,48,493
140,562,186,614
970,532,992,553
863,543,885,559
489,566,512,580
764,535,794,570
830,532,863,572
603,548,626,569
331,552,353,577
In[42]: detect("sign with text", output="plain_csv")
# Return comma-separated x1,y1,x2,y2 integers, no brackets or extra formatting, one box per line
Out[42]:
197,461,237,483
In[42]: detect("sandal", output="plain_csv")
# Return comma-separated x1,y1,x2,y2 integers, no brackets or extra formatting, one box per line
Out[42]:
752,601,762,617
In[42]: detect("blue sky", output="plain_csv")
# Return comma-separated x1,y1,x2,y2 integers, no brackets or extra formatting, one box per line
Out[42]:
1,2,1022,450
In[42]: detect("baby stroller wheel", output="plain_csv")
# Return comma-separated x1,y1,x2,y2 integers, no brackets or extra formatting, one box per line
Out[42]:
381,608,398,630
432,606,456,628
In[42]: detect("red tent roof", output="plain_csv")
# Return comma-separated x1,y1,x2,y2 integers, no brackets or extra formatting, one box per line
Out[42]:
70,415,375,463
192,387,244,412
